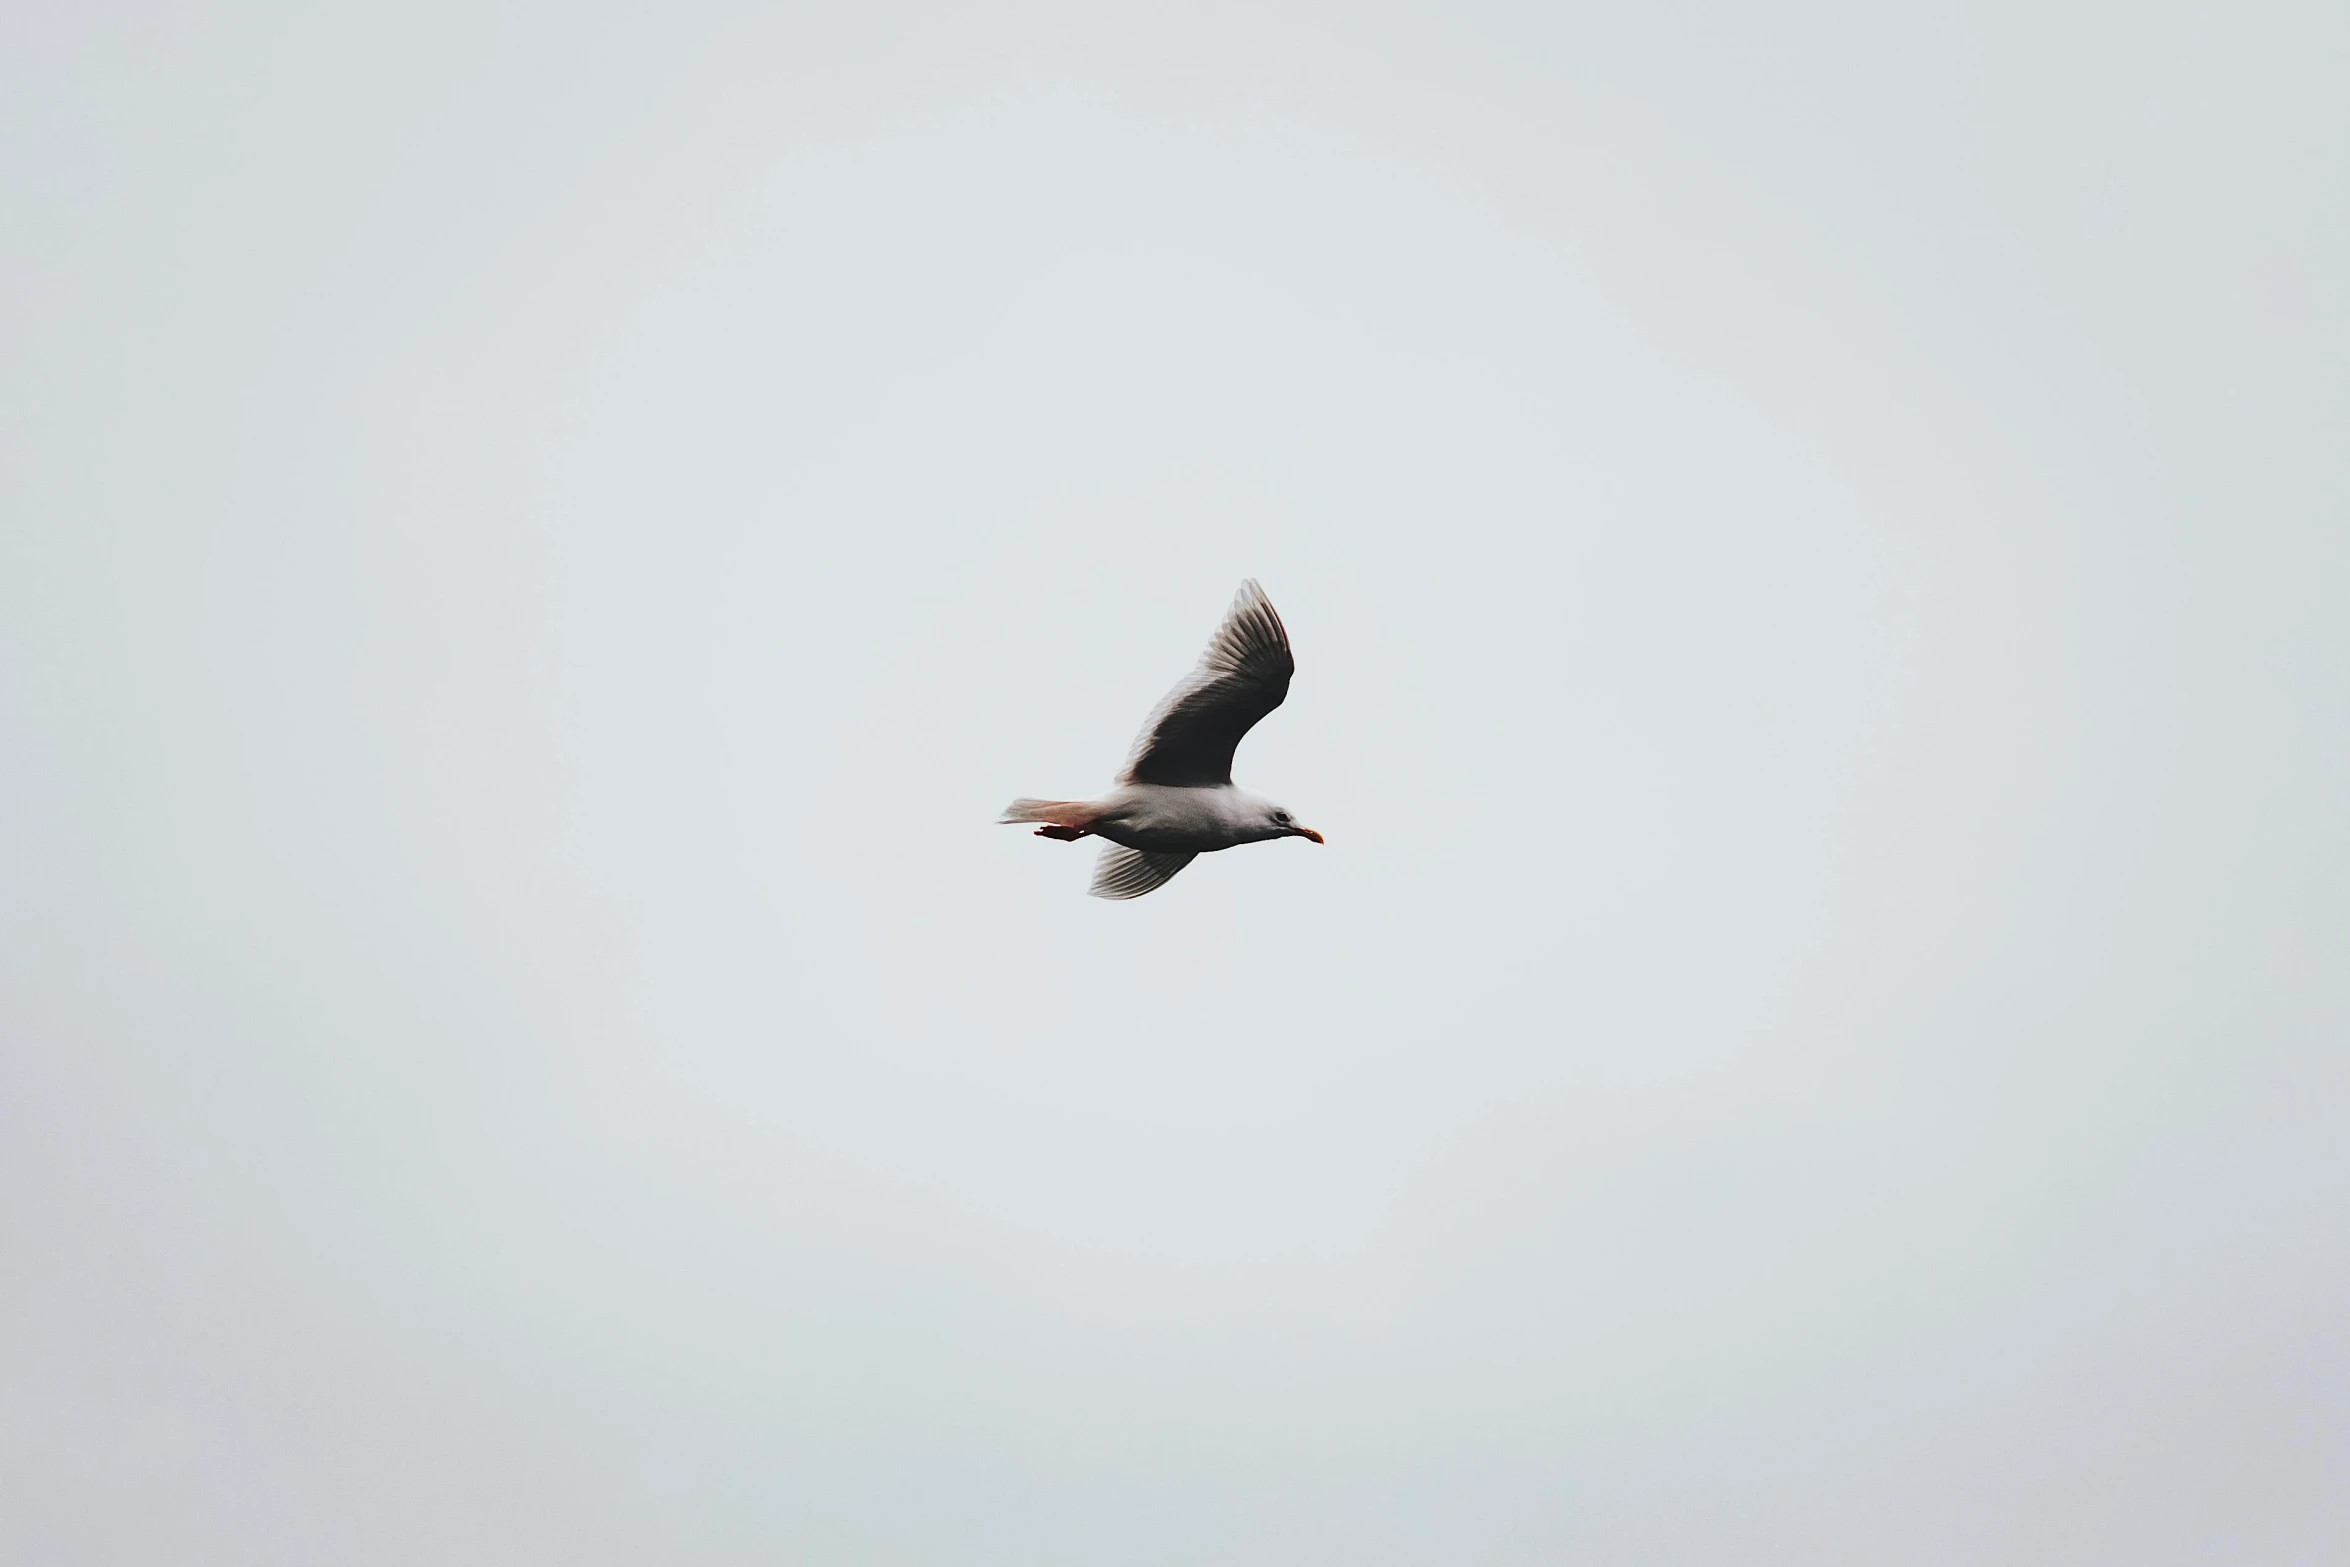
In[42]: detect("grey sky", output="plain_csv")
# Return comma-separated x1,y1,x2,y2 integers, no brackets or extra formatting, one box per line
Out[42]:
4,2,2345,1562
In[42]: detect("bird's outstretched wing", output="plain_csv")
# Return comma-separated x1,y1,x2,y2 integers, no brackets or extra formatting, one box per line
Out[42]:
1090,846,1197,900
1119,580,1294,787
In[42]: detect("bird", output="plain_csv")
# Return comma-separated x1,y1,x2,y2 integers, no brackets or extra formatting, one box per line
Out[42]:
1001,578,1323,899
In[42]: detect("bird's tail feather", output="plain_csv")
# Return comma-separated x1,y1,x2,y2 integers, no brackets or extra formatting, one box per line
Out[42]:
999,797,1092,826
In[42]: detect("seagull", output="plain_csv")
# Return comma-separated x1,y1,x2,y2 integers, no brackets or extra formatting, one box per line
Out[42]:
1001,578,1323,899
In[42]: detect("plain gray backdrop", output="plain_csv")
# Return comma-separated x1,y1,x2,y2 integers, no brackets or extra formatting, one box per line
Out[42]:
4,2,2345,1562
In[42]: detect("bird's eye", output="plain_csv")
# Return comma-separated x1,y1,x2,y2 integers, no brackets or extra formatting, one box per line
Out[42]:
1275,811,1290,823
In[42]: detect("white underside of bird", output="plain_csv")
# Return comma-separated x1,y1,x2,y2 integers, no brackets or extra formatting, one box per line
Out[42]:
1001,579,1322,900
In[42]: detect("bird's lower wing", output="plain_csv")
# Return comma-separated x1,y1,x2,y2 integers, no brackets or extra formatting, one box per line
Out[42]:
1089,847,1197,900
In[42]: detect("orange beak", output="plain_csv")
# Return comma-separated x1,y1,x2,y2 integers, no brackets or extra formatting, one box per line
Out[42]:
1291,825,1325,844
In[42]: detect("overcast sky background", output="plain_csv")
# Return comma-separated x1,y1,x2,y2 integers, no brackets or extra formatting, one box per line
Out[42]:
4,2,2346,1562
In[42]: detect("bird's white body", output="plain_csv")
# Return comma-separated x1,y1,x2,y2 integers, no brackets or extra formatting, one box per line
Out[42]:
1001,579,1320,899
1084,783,1296,854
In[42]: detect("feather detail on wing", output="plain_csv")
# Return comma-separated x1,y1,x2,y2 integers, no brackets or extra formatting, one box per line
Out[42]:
1119,579,1294,787
1089,847,1197,900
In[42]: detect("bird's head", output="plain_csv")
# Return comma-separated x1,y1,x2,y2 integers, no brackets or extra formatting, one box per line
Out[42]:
1253,800,1324,845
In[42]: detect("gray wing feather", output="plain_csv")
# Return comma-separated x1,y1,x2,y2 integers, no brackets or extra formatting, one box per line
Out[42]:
1119,580,1294,787
1089,847,1197,900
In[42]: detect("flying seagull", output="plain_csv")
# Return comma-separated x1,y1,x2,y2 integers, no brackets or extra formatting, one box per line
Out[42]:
1001,578,1323,899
